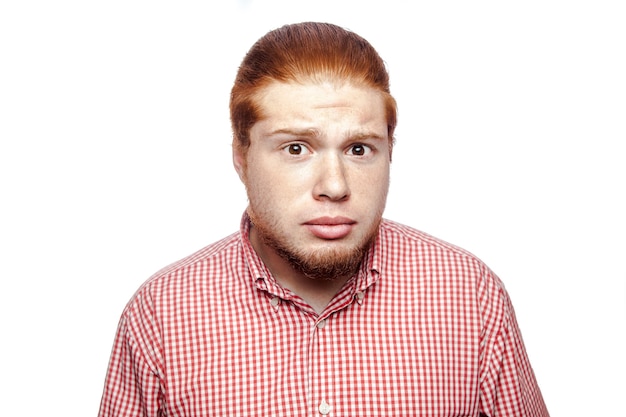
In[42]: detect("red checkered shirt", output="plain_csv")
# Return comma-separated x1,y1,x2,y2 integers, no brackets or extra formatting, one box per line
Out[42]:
99,214,548,416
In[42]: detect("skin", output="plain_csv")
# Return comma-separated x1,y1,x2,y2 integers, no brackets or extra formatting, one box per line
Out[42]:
233,79,391,313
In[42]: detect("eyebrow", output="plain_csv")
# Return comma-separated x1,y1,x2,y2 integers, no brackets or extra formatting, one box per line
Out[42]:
269,128,320,138
268,128,387,142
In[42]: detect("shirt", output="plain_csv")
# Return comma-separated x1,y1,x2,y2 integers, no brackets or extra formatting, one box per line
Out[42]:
98,213,549,417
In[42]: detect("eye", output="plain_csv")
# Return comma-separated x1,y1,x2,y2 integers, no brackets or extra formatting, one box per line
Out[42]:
348,144,372,156
283,143,309,155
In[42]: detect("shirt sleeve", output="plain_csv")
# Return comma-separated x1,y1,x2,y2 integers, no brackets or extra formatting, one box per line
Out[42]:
98,290,164,417
478,267,549,417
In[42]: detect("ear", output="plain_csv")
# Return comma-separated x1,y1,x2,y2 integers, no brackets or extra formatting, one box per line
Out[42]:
232,144,246,182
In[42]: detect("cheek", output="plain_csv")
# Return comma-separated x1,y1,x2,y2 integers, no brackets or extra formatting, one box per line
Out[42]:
353,164,390,191
357,168,390,213
245,163,299,205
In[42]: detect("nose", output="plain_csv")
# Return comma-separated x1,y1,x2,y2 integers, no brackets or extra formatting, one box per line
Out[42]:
313,152,350,201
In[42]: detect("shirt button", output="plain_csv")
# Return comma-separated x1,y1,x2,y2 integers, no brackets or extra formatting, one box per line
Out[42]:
355,291,365,305
316,319,327,329
319,400,331,415
270,297,280,307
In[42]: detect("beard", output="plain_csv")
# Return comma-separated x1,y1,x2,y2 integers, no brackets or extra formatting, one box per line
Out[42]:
247,208,380,281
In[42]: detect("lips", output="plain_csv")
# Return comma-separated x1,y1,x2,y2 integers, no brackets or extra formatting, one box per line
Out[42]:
304,216,356,240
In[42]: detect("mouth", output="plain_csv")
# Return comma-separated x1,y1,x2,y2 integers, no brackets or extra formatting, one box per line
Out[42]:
303,216,356,240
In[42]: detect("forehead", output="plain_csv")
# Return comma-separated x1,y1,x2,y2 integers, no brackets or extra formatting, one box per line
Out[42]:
253,80,387,127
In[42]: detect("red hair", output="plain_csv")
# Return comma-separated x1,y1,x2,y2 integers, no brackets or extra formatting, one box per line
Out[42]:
230,22,397,152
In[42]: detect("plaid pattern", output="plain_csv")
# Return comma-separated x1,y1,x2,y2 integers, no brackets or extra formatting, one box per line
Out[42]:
99,214,548,416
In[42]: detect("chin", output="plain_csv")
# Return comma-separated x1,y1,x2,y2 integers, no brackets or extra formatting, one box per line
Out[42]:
285,232,378,281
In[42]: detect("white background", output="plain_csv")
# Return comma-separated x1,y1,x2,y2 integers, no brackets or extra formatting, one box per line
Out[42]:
1,1,624,415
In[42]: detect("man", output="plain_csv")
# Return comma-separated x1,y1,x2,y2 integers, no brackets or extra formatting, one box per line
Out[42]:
99,22,549,416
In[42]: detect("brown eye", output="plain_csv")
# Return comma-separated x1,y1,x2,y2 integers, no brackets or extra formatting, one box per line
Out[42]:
349,144,371,156
352,145,365,156
288,144,302,155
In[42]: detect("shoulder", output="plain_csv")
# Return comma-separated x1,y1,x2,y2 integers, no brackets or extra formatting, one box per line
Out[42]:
378,219,507,294
112,231,246,358
380,218,482,262
124,231,243,310
379,219,514,323
150,231,242,282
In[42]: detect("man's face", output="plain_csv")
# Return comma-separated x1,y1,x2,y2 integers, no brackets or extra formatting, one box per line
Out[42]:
233,80,391,280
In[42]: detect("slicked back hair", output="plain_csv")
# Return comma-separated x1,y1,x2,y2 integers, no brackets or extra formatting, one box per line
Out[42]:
230,22,397,154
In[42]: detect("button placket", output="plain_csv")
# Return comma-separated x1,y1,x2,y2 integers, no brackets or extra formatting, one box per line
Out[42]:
310,315,334,416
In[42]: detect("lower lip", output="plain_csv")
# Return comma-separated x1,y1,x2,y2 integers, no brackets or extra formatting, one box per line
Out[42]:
305,224,354,240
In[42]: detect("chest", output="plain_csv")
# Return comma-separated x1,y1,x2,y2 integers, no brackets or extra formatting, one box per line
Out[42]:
159,282,483,416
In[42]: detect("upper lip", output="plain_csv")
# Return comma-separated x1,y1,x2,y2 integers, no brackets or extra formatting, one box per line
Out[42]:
304,216,356,225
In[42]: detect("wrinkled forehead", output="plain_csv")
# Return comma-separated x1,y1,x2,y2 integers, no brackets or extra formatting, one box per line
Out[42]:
252,77,383,116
